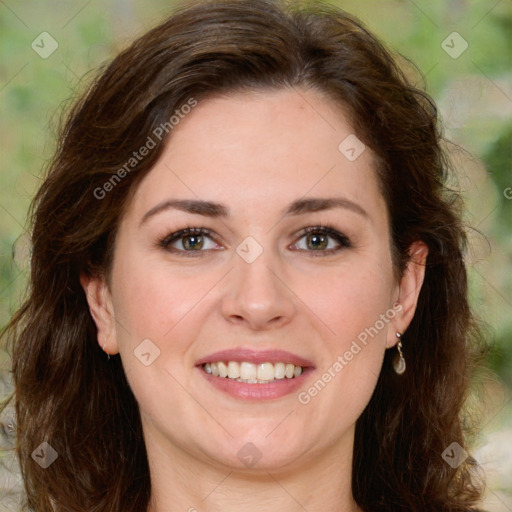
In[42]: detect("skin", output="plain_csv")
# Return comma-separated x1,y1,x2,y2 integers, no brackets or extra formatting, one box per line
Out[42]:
82,88,427,512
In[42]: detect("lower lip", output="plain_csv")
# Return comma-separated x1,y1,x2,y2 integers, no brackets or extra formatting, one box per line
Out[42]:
197,366,314,401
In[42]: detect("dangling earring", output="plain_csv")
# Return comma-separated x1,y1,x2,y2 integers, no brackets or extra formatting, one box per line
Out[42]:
103,338,111,361
393,332,406,374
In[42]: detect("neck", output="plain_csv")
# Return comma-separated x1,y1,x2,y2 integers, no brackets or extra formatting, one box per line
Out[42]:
145,427,360,512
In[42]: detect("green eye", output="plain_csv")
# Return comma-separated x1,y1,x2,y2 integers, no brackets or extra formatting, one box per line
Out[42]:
291,226,351,256
159,225,351,258
160,227,221,256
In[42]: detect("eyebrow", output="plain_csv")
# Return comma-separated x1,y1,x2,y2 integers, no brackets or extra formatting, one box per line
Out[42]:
140,196,368,226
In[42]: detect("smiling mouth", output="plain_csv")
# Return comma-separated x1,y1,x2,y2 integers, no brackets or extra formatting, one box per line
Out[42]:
202,361,304,384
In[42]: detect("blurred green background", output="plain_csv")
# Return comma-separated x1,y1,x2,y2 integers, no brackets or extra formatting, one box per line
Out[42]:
1,0,511,510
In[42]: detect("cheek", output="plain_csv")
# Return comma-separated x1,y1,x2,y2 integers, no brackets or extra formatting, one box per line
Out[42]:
109,257,207,419
299,260,395,412
312,258,396,348
110,256,208,343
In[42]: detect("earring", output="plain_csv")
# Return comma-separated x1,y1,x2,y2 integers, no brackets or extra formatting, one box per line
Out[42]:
393,332,406,375
103,339,111,361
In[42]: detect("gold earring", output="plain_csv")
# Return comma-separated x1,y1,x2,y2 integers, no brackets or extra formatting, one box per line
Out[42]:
393,332,406,375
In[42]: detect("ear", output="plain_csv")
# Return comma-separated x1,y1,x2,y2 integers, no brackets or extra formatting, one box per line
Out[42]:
80,273,119,355
386,241,428,348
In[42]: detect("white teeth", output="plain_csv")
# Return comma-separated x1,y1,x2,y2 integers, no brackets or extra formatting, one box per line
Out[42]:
203,361,305,382
227,361,240,379
257,363,274,381
240,362,257,380
218,361,228,378
274,362,285,379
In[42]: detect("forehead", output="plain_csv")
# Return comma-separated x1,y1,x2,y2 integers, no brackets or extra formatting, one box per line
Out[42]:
126,88,386,222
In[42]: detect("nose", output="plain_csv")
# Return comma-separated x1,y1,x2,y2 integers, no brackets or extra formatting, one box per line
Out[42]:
220,246,296,331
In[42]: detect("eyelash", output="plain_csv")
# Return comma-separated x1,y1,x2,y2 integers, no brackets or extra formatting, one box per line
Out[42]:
158,225,351,258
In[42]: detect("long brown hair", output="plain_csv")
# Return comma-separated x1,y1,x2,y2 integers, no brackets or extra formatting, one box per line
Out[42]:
2,1,485,510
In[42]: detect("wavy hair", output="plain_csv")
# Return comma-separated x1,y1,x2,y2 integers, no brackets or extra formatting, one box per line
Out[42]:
2,0,485,510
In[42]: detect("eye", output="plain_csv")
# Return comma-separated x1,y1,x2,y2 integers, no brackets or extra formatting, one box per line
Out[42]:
159,227,222,256
290,225,351,256
158,225,351,258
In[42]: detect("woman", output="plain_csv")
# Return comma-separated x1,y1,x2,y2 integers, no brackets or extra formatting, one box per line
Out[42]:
2,0,486,510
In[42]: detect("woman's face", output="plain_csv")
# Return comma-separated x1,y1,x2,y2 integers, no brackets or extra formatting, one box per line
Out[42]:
85,88,424,473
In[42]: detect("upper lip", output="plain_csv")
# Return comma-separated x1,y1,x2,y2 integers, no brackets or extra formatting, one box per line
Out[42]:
195,348,314,368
